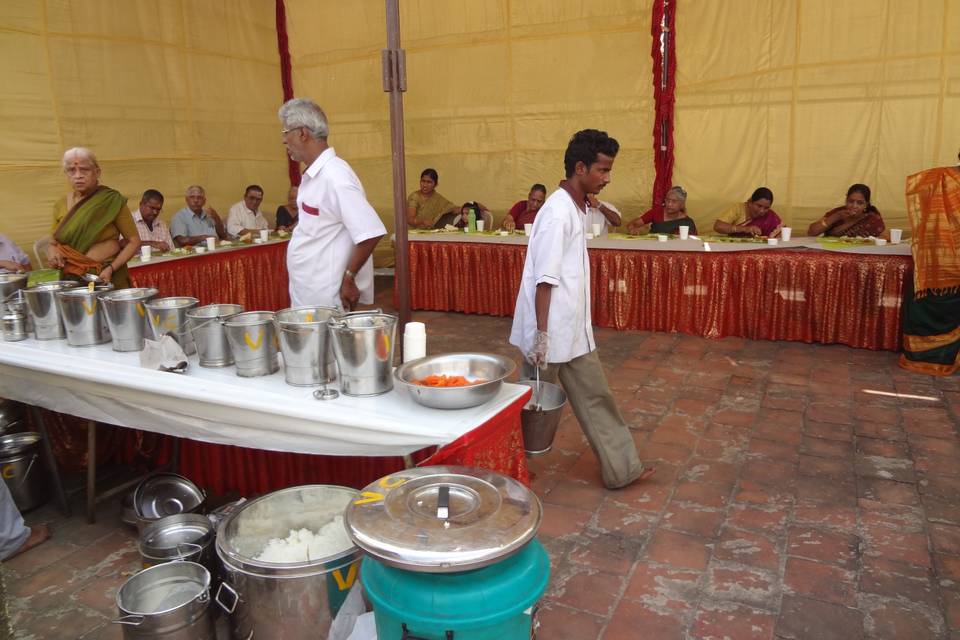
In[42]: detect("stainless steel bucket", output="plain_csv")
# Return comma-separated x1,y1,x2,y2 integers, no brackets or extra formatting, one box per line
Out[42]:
146,297,199,355
186,303,243,367
0,433,48,512
102,288,159,352
139,514,215,576
23,281,80,340
215,485,361,640
0,273,28,303
275,306,340,386
223,311,279,377
517,379,567,456
328,312,397,396
56,284,115,346
114,561,215,640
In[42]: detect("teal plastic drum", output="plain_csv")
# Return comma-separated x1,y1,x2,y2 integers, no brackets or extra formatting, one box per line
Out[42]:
362,539,549,640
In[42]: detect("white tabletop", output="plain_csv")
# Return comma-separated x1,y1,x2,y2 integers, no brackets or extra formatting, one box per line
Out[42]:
0,338,528,457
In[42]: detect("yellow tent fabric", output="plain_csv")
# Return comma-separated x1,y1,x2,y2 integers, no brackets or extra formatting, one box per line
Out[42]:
0,1,289,261
284,0,657,265
673,0,960,236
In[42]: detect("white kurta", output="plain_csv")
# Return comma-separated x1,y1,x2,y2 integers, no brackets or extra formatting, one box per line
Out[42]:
509,188,595,363
226,202,269,237
286,148,386,308
585,200,619,237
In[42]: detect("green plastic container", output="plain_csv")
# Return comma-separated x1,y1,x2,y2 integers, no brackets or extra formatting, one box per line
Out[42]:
362,539,549,640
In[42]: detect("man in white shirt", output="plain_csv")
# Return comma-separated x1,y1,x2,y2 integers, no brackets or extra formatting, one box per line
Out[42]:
131,189,174,252
585,197,622,236
226,185,271,238
510,129,653,490
278,98,386,310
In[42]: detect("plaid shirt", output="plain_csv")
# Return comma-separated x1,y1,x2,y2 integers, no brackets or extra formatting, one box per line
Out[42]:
132,210,174,248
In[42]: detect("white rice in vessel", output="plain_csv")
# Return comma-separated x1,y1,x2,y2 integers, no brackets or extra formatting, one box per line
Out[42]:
254,516,351,563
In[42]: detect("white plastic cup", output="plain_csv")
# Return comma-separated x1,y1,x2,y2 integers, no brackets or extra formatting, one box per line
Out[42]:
890,229,902,244
403,322,426,362
462,226,469,233
405,321,425,336
260,229,269,242
678,225,690,240
767,238,779,246
657,234,668,242
874,238,887,246
476,220,485,232
592,223,602,236
140,245,152,260
195,245,206,254
206,237,216,251
524,223,533,236
781,227,792,242
499,230,508,236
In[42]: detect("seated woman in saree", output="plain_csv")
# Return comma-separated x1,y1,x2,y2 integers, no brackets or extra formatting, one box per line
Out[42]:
807,183,885,238
46,147,140,288
899,152,960,376
406,168,458,229
627,185,698,235
713,187,782,238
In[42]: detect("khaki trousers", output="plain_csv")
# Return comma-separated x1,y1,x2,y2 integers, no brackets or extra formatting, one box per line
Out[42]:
526,350,644,489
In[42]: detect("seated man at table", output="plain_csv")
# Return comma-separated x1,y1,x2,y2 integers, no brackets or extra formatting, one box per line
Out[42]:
226,185,271,238
502,184,546,231
131,189,174,252
0,233,31,274
170,185,228,247
585,195,621,236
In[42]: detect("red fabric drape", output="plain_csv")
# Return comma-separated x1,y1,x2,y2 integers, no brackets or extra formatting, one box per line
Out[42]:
649,0,677,219
275,0,301,187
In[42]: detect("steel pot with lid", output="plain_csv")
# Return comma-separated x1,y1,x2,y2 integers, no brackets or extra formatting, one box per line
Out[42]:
214,484,361,639
113,561,215,640
346,466,550,640
139,514,215,575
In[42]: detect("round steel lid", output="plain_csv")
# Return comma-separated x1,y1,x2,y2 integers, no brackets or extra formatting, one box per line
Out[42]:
345,466,541,573
0,432,42,456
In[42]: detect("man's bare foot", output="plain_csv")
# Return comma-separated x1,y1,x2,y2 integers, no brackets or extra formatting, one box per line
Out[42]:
10,523,49,559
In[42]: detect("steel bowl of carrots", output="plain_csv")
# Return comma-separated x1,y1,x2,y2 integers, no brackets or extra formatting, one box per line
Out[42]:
394,352,516,410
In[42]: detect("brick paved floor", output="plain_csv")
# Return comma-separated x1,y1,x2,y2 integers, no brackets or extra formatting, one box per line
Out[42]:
4,284,960,639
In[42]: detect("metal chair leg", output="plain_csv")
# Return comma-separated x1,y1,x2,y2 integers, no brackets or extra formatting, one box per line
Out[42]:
29,406,70,517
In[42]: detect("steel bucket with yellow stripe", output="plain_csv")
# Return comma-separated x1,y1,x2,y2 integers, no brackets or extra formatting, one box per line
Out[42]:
223,311,279,377
274,305,340,386
55,283,114,346
146,296,199,355
101,288,158,352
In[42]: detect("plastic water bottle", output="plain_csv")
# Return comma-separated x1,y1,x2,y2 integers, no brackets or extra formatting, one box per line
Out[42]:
467,206,477,232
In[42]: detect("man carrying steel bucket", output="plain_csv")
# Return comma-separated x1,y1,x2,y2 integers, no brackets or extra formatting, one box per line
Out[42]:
279,98,387,311
509,129,655,490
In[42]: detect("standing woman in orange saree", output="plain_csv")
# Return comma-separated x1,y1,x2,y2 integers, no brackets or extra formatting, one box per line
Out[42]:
46,147,140,288
899,151,960,376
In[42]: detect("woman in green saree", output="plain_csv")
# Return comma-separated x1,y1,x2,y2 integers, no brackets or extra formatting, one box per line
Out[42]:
406,168,458,229
46,147,140,288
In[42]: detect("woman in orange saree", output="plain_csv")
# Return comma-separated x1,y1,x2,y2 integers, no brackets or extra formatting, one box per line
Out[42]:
899,154,960,376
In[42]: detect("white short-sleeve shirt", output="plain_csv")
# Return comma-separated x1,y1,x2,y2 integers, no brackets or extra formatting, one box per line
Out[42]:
585,200,619,236
226,202,269,237
286,147,387,308
509,188,595,363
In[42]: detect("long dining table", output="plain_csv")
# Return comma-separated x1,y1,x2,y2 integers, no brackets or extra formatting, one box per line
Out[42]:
407,231,914,351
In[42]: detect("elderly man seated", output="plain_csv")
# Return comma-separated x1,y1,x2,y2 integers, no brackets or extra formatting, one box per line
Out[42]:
0,234,31,274
131,189,174,252
226,185,271,238
170,185,227,247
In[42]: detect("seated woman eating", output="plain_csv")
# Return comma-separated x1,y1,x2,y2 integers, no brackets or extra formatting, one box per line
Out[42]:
713,187,781,237
807,183,885,238
406,168,458,229
46,147,140,288
627,186,698,235
453,202,492,229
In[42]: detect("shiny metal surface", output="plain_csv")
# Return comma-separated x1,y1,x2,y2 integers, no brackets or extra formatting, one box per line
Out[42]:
223,311,279,377
394,352,516,410
140,514,215,574
101,288,159,352
346,466,542,573
114,561,214,640
186,303,243,367
0,433,47,512
215,485,361,639
0,399,24,431
133,473,205,521
275,306,340,386
23,281,80,340
516,379,567,456
1,308,26,342
0,432,42,456
56,284,114,346
0,273,28,303
328,312,397,396
145,297,199,355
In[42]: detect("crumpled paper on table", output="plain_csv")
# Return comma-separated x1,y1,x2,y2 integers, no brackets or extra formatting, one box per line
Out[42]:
139,335,188,372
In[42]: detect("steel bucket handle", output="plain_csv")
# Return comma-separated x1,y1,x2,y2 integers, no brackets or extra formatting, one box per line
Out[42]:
215,581,239,614
112,615,145,626
327,308,383,329
174,541,204,559
14,453,38,491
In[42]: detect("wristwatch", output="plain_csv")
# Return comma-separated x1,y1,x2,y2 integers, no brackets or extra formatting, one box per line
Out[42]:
344,269,356,280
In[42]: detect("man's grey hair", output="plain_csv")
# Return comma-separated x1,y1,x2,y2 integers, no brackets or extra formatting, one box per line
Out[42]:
278,98,329,140
185,185,205,196
62,147,99,171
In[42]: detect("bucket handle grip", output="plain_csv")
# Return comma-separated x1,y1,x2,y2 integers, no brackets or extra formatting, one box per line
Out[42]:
112,615,145,626
327,308,381,329
215,581,239,614
175,541,204,559
14,454,38,491
401,624,453,639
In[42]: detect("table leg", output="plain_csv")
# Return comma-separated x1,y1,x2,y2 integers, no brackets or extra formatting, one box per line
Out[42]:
86,421,97,524
170,437,180,473
28,406,71,517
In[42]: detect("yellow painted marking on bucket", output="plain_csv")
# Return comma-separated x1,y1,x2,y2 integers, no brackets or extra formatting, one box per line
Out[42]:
305,313,314,322
378,476,406,489
1,465,14,479
244,330,263,350
331,563,358,591
136,303,145,317
82,300,96,316
353,491,384,505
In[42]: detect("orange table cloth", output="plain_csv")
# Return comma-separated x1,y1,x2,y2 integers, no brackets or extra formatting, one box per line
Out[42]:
409,242,912,351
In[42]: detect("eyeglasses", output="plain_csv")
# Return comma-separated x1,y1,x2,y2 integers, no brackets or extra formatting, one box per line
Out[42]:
281,126,304,135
